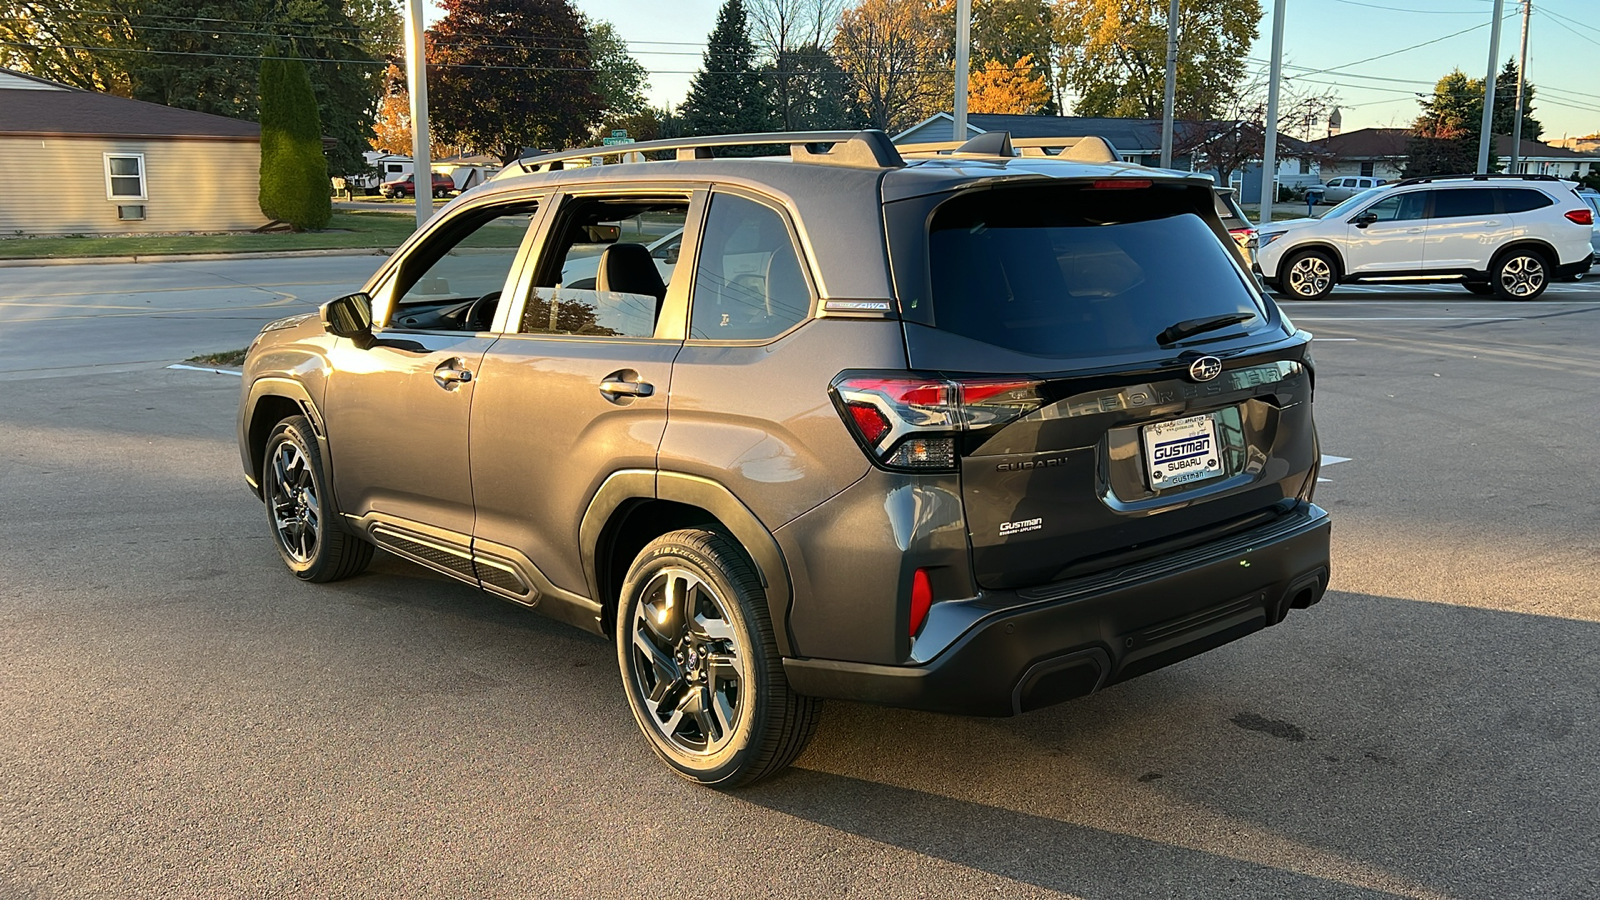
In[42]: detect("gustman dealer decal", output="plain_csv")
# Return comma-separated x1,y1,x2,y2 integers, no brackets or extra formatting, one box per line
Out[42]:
999,518,1043,536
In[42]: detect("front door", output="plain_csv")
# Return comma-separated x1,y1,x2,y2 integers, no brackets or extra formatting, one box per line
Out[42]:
469,190,699,601
322,200,542,543
1343,189,1428,276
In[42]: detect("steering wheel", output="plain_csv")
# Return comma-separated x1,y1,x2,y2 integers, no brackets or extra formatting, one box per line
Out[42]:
462,290,501,332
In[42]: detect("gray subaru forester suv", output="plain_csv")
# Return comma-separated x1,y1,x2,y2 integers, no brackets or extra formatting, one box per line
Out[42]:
238,130,1331,786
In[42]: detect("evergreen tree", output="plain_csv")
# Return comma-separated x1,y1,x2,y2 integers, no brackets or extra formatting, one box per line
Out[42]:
259,53,332,230
765,44,862,130
1492,59,1542,142
681,0,774,138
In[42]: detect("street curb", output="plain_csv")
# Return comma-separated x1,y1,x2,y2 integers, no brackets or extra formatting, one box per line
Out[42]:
0,247,392,268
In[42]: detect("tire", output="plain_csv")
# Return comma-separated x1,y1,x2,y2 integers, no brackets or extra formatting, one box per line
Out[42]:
616,528,820,787
1464,282,1495,295
1491,249,1549,300
1280,249,1337,300
262,415,373,583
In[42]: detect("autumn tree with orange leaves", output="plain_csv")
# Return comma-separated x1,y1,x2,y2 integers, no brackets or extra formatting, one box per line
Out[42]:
967,54,1050,114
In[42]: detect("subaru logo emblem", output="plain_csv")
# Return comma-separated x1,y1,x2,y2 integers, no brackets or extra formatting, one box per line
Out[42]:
1188,356,1223,382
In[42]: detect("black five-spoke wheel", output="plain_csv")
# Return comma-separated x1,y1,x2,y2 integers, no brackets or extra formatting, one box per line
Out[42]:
262,415,372,582
617,529,820,786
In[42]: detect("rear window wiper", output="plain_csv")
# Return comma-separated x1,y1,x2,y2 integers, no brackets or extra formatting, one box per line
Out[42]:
1156,312,1255,346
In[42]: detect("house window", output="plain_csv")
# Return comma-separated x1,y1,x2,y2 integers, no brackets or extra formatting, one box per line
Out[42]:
1299,158,1311,174
1360,161,1375,178
104,153,146,200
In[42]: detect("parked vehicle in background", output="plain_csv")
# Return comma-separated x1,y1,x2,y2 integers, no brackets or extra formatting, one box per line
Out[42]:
380,171,457,199
1214,187,1257,266
1257,174,1595,301
1578,189,1600,258
237,129,1330,787
1319,176,1385,204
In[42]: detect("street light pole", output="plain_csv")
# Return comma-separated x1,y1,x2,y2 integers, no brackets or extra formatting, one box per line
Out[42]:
953,0,971,141
1159,0,1179,169
1509,0,1531,174
1476,0,1506,175
404,0,432,228
1259,0,1285,225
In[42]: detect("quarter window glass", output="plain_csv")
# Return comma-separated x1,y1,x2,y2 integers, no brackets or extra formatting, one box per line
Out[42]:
1432,189,1495,218
1363,192,1427,221
689,194,811,341
390,204,537,331
1497,189,1552,213
524,200,689,338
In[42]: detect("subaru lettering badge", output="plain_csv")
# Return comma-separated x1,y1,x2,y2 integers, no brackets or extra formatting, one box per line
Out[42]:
1188,356,1223,382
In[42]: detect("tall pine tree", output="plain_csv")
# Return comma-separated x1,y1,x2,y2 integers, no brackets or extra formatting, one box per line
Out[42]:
681,0,774,138
259,53,332,230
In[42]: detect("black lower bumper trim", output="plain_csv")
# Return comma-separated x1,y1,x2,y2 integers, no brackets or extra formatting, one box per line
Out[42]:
1555,254,1595,280
783,504,1331,717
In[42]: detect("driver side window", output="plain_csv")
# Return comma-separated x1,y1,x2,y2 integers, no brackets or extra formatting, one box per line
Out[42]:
388,202,539,332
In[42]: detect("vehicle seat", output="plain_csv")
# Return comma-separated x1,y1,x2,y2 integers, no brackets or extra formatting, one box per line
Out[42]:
596,243,666,302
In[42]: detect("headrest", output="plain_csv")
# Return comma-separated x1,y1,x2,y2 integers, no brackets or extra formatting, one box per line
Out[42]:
596,243,666,301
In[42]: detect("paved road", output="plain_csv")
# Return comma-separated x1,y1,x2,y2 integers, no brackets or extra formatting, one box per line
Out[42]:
2,259,1599,898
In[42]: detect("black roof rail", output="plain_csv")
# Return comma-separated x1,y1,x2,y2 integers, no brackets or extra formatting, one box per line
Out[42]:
504,130,904,177
1395,173,1562,187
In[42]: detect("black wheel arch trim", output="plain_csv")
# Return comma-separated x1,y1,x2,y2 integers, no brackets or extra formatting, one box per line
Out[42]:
1491,239,1560,269
580,469,795,656
242,377,329,499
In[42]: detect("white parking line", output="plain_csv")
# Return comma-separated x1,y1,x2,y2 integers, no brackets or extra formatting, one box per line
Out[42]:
1317,454,1350,484
167,364,243,377
1293,316,1523,322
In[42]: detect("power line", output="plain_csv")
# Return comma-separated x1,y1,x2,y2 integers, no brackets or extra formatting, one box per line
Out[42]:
1294,18,1502,78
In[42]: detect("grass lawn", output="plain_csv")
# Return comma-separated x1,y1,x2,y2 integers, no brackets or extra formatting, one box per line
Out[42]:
0,211,420,260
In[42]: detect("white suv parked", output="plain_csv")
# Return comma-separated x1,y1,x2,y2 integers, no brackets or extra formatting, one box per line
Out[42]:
1258,175,1596,301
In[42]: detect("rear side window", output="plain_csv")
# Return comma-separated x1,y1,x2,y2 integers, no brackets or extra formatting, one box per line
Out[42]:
1432,189,1496,218
922,185,1264,358
1497,189,1553,213
689,193,812,341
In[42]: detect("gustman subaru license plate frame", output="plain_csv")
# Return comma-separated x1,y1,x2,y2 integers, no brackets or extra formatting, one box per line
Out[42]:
1142,412,1225,490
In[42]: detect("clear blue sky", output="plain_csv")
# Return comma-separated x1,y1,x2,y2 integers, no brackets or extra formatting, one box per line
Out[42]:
560,1,1599,140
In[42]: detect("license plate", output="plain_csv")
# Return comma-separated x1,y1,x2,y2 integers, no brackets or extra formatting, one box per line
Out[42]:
1143,413,1224,490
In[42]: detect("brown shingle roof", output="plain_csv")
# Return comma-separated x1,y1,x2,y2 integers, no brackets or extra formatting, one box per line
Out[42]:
1315,126,1595,161
0,74,259,142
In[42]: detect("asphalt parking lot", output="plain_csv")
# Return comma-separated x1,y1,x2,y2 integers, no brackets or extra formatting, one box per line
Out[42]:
2,259,1599,898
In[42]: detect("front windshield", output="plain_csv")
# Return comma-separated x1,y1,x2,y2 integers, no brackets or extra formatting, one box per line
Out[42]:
1321,187,1387,221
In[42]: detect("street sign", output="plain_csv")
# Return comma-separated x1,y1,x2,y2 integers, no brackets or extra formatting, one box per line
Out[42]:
611,129,628,138
601,137,634,146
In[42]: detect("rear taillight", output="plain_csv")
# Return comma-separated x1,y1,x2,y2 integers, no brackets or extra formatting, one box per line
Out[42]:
832,373,1045,471
1565,208,1594,226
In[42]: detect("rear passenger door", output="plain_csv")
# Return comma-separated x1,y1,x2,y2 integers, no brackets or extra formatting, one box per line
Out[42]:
466,189,700,603
1424,188,1512,272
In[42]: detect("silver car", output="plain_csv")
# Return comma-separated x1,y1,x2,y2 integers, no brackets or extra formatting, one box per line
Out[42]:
1319,175,1386,204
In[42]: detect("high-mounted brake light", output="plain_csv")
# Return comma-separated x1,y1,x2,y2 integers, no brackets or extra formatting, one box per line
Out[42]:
1089,179,1153,190
832,373,1045,471
1565,208,1594,226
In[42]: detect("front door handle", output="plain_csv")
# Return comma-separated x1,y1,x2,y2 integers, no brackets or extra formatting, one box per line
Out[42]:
433,358,473,389
599,379,654,398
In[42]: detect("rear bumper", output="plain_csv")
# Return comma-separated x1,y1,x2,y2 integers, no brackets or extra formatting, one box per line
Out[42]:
1555,253,1594,281
783,503,1331,717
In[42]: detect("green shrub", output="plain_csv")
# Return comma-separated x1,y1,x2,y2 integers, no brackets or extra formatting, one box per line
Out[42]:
259,54,332,231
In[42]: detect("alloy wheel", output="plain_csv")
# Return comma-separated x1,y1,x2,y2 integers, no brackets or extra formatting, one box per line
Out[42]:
1288,255,1332,298
1499,255,1545,298
267,441,320,564
628,566,746,756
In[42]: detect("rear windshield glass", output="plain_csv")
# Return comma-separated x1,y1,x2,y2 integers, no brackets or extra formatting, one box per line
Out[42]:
924,185,1264,357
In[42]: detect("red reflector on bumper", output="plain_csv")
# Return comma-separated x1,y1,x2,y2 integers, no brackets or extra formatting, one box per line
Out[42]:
910,569,933,637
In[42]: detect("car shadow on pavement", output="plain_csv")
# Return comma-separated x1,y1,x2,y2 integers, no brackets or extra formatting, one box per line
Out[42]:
736,589,1600,900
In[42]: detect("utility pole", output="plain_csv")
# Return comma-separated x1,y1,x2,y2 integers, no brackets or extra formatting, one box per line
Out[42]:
404,0,432,228
1509,0,1531,174
1259,0,1285,225
953,0,971,141
1160,0,1179,169
1477,0,1506,175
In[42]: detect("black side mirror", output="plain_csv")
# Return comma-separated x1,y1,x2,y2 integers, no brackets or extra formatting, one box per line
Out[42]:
1353,212,1379,229
321,292,374,346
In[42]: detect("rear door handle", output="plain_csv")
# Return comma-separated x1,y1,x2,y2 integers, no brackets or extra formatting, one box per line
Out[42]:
433,358,473,389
